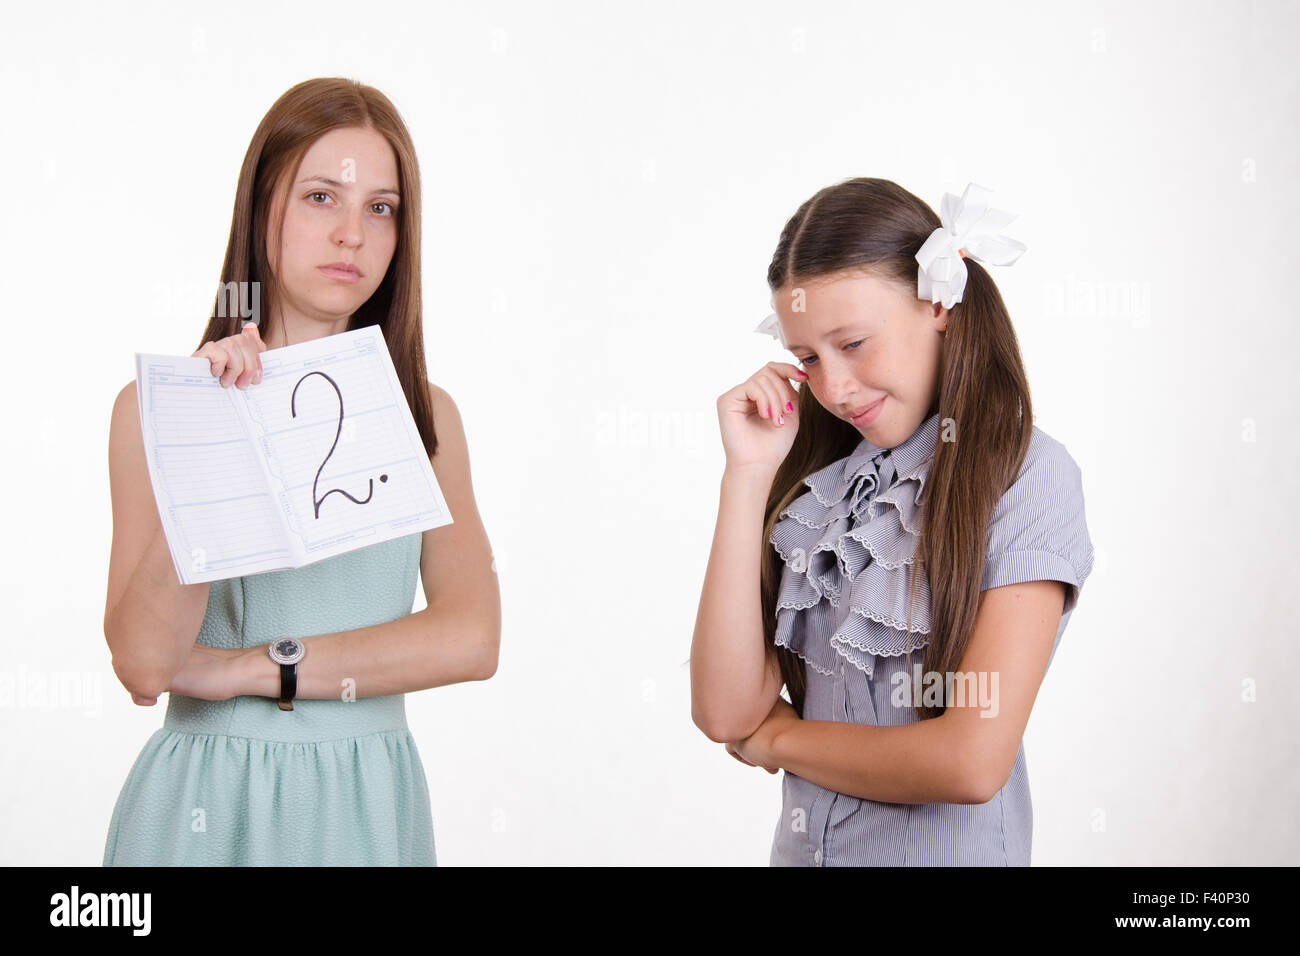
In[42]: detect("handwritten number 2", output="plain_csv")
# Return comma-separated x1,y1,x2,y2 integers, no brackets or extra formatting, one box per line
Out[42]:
290,370,387,519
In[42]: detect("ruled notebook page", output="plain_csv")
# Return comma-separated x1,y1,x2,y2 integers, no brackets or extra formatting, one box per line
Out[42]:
134,353,291,585
135,325,452,585
221,324,452,566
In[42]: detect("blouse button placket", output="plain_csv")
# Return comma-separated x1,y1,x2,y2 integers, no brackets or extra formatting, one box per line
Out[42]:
834,659,848,722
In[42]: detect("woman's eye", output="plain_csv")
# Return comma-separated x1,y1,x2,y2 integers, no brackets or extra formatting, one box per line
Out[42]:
846,339,864,351
798,355,817,367
308,191,330,204
371,202,394,216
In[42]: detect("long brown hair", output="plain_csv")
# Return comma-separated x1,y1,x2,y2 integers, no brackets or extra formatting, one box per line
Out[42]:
761,178,1032,720
196,77,437,458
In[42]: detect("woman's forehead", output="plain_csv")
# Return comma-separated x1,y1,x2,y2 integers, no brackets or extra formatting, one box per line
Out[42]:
298,127,398,183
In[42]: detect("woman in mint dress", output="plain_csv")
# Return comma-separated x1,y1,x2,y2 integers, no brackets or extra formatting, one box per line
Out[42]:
102,78,500,866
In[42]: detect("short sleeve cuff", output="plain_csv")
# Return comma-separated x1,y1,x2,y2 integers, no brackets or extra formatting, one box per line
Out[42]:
981,548,1084,615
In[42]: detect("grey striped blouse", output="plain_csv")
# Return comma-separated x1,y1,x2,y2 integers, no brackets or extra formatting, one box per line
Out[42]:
767,412,1094,866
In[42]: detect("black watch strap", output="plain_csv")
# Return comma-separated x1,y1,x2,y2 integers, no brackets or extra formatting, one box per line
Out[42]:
277,663,297,711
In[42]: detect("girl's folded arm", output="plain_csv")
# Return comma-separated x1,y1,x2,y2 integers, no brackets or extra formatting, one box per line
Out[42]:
768,579,1066,805
943,578,1067,800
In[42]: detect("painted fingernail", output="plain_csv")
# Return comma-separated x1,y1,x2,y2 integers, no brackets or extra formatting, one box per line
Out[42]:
777,414,784,425
785,401,793,411
765,406,771,418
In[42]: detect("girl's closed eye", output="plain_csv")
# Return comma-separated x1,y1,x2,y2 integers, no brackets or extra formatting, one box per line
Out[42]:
797,340,865,367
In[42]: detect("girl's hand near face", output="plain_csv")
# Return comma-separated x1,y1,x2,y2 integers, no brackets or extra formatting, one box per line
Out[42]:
716,362,807,474
193,322,268,389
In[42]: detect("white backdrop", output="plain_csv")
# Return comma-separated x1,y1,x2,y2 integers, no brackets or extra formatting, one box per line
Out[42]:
2,0,1296,866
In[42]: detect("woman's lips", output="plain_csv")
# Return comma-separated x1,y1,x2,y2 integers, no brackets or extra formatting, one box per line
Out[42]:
851,397,885,427
318,264,361,284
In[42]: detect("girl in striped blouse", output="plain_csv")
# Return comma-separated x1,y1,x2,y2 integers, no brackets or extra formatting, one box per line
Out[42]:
690,178,1094,865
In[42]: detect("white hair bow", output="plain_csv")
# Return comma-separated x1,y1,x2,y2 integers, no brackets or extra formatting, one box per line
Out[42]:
753,310,784,346
915,183,1026,309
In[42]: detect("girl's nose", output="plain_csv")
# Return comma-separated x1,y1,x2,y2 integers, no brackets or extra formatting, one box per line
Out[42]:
333,205,364,247
821,363,858,405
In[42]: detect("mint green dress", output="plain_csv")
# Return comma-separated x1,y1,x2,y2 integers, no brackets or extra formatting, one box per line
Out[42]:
102,533,437,866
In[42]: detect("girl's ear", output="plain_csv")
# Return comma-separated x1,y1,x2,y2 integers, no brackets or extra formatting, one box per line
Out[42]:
931,300,949,333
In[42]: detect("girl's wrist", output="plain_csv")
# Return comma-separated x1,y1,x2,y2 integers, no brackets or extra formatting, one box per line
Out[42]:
761,711,801,769
758,727,782,770
232,646,280,699
722,461,777,489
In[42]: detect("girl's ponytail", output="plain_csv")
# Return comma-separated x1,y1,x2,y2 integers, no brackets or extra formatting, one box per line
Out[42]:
914,259,1032,719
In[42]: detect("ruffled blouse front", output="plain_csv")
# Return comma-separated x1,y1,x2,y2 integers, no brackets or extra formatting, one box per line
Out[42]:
769,412,941,681
766,411,1096,866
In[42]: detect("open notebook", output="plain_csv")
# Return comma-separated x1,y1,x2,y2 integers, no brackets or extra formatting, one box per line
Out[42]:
135,324,453,585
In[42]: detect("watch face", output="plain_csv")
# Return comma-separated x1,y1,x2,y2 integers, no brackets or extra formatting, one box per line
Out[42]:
269,638,305,665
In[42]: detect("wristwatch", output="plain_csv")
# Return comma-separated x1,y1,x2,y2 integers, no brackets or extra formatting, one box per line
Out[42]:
267,638,306,711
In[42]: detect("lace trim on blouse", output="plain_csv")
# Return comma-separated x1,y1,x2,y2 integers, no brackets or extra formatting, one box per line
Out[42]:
770,413,942,679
